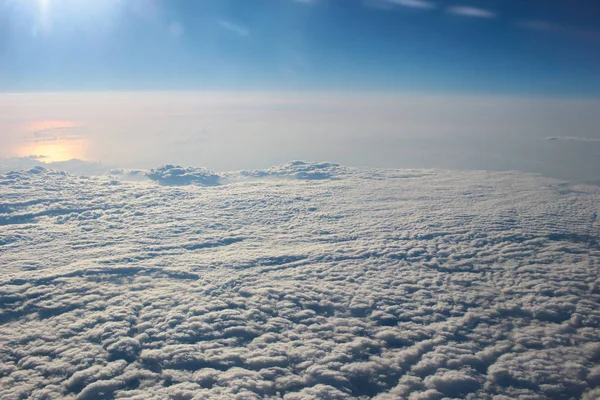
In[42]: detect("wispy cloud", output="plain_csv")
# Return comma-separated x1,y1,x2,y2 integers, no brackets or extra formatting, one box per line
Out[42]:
30,128,83,143
366,0,436,10
516,19,560,32
218,20,249,37
24,120,84,143
447,5,496,19
390,0,436,10
546,136,600,143
516,19,600,41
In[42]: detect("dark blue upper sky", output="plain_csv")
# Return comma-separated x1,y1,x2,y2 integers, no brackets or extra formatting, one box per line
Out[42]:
1,0,599,95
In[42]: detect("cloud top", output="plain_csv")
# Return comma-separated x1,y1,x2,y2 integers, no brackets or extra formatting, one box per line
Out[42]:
241,161,345,180
0,164,599,399
146,164,221,186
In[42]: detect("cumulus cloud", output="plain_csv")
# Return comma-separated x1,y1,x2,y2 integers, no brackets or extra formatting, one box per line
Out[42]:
0,157,111,176
146,164,221,186
0,163,599,399
106,168,147,181
446,5,496,19
240,161,346,180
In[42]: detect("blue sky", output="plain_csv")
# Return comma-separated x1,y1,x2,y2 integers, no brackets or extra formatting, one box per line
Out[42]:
1,0,600,95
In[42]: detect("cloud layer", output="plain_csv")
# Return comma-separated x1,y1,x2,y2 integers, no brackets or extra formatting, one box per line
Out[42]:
0,164,599,399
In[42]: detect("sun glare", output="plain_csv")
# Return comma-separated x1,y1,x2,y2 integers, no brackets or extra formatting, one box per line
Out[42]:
16,119,87,163
38,0,50,17
17,140,86,163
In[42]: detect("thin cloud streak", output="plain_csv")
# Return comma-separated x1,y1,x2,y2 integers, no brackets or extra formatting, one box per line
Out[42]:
516,19,561,32
447,5,496,18
391,0,436,10
546,136,600,143
516,19,600,41
218,20,249,37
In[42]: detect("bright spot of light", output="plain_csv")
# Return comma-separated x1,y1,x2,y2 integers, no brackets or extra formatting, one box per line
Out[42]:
16,120,88,163
37,0,51,30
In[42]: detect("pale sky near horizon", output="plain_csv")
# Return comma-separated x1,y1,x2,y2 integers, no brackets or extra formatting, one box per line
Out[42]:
1,91,600,182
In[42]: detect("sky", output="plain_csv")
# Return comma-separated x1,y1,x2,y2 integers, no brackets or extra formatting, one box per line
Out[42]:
1,0,600,180
1,4,600,398
1,0,600,93
2,92,600,182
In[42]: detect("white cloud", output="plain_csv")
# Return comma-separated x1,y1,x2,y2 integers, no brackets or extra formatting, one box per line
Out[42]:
516,19,600,41
146,164,221,186
546,136,600,143
0,157,111,175
390,0,436,10
218,19,250,37
240,160,345,180
366,0,436,10
446,5,496,18
0,164,599,398
516,19,561,32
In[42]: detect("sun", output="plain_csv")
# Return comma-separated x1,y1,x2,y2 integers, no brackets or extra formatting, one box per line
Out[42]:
18,140,86,163
16,120,87,163
36,0,52,29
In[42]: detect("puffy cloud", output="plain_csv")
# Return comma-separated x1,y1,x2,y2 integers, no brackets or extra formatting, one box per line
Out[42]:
0,163,599,398
423,368,483,396
106,168,147,181
146,165,221,186
240,161,345,180
0,157,111,176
